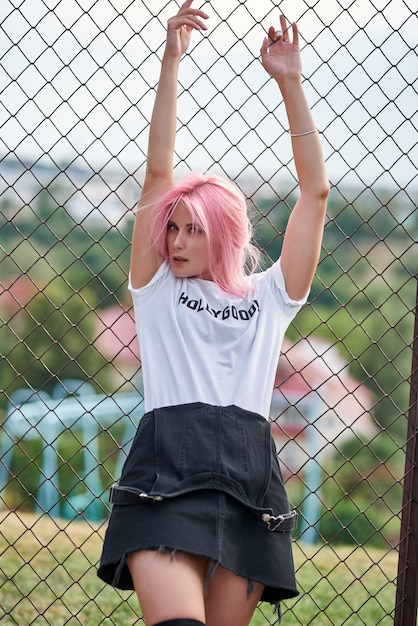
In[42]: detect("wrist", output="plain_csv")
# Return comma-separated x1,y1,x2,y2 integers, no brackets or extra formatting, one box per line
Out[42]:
276,75,303,95
162,50,182,65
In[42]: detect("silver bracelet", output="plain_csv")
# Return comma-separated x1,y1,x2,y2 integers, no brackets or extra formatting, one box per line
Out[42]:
289,129,318,137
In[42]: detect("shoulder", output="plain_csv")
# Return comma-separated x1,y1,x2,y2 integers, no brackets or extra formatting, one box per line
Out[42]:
129,261,174,300
249,259,308,314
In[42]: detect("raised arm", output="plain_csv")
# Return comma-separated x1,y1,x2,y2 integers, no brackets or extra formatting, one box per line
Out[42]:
130,0,208,288
261,16,329,301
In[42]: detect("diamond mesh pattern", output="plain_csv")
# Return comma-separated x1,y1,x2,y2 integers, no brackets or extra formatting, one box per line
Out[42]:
1,1,417,624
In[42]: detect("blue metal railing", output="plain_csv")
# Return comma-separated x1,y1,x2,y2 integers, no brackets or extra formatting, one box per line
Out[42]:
0,381,143,521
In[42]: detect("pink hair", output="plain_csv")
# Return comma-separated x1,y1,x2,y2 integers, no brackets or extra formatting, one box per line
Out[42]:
149,172,260,297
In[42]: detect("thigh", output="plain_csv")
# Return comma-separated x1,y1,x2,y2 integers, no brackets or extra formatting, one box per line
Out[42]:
127,549,207,625
204,565,264,626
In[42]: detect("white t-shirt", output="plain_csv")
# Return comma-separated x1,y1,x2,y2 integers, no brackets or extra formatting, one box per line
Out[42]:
129,260,306,419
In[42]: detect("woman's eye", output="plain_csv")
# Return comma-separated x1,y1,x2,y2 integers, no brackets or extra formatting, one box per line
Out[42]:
190,225,204,234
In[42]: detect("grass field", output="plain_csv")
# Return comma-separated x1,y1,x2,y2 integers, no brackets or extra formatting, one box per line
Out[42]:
0,511,397,626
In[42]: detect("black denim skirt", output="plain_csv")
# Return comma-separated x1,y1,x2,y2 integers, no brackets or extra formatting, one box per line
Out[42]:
97,403,299,608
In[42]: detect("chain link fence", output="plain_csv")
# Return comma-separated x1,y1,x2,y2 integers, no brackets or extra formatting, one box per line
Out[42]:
1,1,417,624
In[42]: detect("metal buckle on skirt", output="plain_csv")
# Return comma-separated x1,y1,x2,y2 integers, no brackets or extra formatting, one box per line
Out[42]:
261,511,298,532
109,484,298,532
109,484,163,503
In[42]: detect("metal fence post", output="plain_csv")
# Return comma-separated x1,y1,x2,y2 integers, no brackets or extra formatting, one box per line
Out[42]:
394,277,418,626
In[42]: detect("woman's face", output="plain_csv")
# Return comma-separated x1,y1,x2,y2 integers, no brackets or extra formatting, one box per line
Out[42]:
166,202,212,280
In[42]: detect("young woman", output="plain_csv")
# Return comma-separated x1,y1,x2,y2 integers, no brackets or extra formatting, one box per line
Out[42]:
98,2,329,625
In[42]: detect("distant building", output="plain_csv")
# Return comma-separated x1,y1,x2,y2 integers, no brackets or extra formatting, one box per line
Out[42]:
0,275,38,315
94,305,140,390
0,156,138,224
271,337,376,477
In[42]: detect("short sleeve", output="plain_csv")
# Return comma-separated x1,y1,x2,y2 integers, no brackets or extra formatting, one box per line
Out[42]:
128,262,173,309
262,258,308,318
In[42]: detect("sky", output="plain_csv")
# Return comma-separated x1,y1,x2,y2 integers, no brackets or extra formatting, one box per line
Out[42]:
0,0,417,198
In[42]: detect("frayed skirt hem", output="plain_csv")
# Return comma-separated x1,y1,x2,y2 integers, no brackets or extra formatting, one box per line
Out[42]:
97,491,299,609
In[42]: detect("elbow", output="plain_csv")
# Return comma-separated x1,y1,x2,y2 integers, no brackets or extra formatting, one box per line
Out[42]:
320,182,331,217
145,167,173,184
313,178,330,204
321,180,331,202
302,179,330,211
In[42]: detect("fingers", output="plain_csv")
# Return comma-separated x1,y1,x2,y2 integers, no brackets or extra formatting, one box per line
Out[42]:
260,34,269,56
178,0,209,23
169,1,209,31
179,4,209,21
290,21,299,46
267,25,283,48
264,15,298,48
279,15,288,39
168,15,208,31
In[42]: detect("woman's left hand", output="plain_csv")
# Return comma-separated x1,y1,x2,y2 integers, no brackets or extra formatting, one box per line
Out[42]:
260,15,302,83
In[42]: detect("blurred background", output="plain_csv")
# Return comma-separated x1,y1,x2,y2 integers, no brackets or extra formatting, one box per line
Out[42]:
0,1,417,625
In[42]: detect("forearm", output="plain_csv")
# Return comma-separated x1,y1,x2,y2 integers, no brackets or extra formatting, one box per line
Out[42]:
278,77,329,298
145,53,181,181
278,77,329,199
132,54,180,284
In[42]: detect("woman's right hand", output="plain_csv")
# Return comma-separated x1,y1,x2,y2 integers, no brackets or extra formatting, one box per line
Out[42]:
165,0,208,59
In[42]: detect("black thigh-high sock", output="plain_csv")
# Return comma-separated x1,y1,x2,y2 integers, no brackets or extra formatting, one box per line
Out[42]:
155,618,205,626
